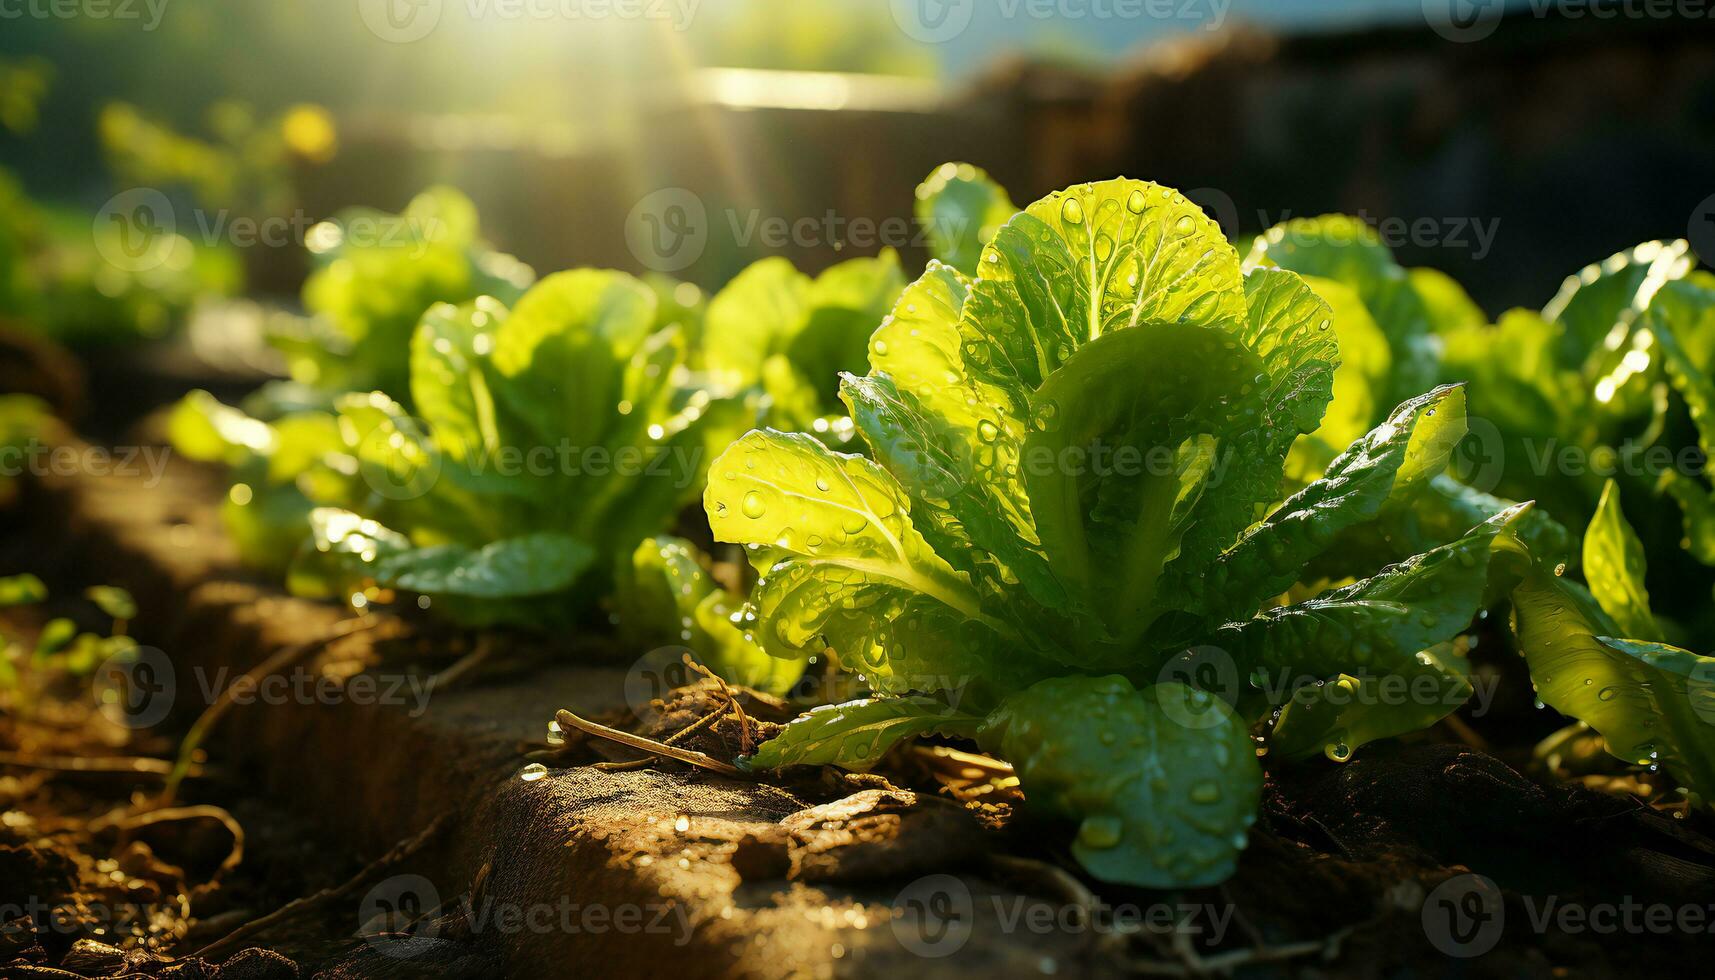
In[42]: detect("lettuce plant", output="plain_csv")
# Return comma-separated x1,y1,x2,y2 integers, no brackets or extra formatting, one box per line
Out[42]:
1439,239,1711,529
172,188,533,571
1244,216,1573,578
0,167,242,346
1245,215,1448,476
611,535,800,694
1511,479,1715,802
707,176,1530,887
284,269,757,630
914,162,1018,278
1641,276,1715,565
267,186,535,404
915,169,1555,576
699,251,905,442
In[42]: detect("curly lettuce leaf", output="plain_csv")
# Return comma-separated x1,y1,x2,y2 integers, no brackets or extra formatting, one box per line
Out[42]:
980,676,1262,888
961,179,1247,399
488,268,657,449
1245,215,1436,406
854,262,1062,613
1642,279,1715,565
277,269,747,628
786,250,905,403
376,533,594,599
842,372,1061,609
702,257,811,388
702,253,904,433
706,430,975,615
703,429,1021,680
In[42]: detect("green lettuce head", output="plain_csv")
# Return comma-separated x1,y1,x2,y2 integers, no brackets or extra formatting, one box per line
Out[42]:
708,175,1533,888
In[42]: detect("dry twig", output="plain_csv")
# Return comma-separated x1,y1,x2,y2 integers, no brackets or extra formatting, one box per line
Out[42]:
555,708,742,777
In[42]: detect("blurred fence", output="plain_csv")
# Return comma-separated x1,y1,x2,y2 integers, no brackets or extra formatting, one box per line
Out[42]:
288,9,1715,312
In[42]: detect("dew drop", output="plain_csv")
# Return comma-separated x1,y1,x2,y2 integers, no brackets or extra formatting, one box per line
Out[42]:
1077,816,1122,849
742,490,766,519
1060,197,1084,225
519,763,549,782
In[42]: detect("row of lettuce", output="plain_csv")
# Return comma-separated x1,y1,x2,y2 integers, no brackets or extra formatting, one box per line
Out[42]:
152,165,1715,889
0,167,242,349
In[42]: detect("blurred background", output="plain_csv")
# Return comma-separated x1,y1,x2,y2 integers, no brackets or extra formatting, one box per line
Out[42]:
2,0,1713,347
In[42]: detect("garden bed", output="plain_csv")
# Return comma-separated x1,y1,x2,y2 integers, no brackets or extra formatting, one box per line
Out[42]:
5,447,1711,978
8,453,1110,978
